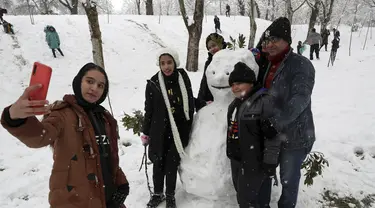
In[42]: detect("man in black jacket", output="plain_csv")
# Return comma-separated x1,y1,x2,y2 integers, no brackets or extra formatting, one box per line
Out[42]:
227,62,281,208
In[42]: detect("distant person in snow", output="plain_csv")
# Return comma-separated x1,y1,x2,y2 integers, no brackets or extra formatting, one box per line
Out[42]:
255,17,316,208
141,48,195,208
2,20,14,34
0,7,7,23
196,33,227,111
330,36,340,64
320,28,330,51
297,41,305,55
44,25,64,58
1,63,129,208
226,4,231,17
214,15,221,33
304,28,322,60
333,28,340,40
227,62,281,208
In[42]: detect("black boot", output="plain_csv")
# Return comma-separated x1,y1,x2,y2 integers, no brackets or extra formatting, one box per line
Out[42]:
166,195,176,208
147,193,165,208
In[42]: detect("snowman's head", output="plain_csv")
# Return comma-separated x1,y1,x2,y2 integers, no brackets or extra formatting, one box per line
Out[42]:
206,48,259,103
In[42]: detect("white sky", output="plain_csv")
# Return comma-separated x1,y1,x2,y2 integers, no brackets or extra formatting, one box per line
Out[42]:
112,0,123,11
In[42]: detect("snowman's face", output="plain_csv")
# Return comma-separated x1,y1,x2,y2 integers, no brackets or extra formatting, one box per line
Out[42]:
206,49,259,102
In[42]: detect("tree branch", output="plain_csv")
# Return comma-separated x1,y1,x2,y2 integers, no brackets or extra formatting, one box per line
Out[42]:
59,0,72,9
293,0,307,12
178,0,190,29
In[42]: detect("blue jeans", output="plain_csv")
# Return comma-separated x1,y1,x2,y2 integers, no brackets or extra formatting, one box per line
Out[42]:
277,148,309,208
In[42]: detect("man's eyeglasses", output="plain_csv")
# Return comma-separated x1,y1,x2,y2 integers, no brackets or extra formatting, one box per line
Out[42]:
261,36,282,47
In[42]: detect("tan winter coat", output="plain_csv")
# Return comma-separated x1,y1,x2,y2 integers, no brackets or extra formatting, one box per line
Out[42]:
1,95,128,208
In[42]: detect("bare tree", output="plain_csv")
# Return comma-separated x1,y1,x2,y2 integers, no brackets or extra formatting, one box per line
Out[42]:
284,0,307,24
237,0,245,15
248,0,257,48
145,0,153,14
319,0,335,33
306,0,321,37
82,0,105,68
178,0,204,72
58,0,78,14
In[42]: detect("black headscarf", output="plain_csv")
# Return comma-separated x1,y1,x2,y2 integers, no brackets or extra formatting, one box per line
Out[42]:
72,63,109,110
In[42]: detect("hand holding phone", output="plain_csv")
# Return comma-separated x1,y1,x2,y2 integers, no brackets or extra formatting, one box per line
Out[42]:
9,84,50,119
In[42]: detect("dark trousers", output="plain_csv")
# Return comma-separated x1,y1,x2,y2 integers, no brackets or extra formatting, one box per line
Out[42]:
320,42,328,51
215,24,221,33
277,148,309,208
309,44,319,60
152,138,180,196
230,160,272,208
226,11,230,17
52,48,64,58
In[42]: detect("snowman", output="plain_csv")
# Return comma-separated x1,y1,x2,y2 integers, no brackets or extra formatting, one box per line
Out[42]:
179,48,259,201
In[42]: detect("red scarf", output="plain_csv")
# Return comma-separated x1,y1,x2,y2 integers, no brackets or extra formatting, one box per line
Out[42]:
264,46,290,89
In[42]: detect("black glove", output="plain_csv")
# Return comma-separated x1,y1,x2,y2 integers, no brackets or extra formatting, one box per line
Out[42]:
261,119,278,139
110,184,129,208
262,163,277,177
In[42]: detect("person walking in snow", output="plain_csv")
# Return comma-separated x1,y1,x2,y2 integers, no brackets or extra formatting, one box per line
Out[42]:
44,25,64,58
330,36,340,65
226,4,231,17
0,7,7,23
214,15,221,33
227,62,281,208
255,17,316,208
320,28,330,51
196,33,227,111
304,28,322,60
1,63,129,208
141,48,195,208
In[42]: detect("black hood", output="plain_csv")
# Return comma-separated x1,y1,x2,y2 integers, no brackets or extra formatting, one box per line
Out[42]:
72,63,109,109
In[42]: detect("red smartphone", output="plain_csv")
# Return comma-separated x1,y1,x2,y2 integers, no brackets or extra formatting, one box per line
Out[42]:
29,62,52,107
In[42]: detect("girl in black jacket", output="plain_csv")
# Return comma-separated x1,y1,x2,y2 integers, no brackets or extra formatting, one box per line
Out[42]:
196,33,227,111
141,48,195,208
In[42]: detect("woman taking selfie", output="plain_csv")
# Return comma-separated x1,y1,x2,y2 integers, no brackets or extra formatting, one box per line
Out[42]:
1,63,129,208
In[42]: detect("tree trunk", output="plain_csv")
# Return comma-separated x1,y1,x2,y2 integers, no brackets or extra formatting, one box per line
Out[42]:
248,0,257,48
265,0,270,20
254,1,260,18
136,0,141,15
83,3,105,68
307,0,320,38
285,0,293,24
59,0,79,14
320,0,335,34
271,0,275,20
146,0,153,15
178,0,204,72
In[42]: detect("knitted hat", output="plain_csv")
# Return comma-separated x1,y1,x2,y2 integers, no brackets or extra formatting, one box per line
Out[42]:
263,17,292,44
229,62,257,86
205,33,227,50
156,48,180,67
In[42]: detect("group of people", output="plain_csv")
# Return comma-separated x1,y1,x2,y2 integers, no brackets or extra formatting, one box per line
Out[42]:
297,27,341,61
0,7,14,35
1,17,316,208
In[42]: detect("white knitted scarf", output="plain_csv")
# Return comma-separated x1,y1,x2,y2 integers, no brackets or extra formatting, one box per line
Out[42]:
158,71,190,158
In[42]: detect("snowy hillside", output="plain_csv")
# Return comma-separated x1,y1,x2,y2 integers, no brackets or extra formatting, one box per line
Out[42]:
0,15,375,208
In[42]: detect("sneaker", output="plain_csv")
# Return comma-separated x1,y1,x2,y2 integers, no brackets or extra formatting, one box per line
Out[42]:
166,195,176,208
147,193,165,208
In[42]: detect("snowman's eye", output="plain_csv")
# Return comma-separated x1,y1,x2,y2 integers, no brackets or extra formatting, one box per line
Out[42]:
226,72,229,75
212,71,216,75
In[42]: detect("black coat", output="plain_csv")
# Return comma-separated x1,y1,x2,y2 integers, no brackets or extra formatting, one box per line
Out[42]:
142,68,195,162
196,53,214,111
227,86,281,174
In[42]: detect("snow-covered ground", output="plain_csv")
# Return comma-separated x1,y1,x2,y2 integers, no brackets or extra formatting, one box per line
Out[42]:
0,15,374,207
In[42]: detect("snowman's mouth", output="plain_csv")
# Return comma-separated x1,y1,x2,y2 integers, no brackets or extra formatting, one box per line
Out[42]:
212,85,231,90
